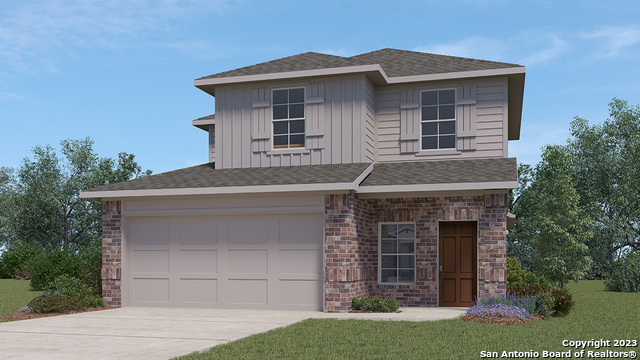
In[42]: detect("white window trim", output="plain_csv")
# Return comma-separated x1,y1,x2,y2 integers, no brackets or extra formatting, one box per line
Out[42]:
419,88,457,152
271,87,306,151
378,222,416,285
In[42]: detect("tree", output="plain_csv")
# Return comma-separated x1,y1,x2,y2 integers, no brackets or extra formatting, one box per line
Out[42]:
0,138,151,250
507,163,540,271
532,145,592,289
569,99,640,266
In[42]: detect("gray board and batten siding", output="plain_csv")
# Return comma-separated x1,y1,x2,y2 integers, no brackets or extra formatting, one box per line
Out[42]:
214,75,376,169
213,75,508,169
377,77,509,162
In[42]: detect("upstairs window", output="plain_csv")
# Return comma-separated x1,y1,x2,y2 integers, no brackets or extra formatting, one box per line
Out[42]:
272,88,305,149
421,89,456,150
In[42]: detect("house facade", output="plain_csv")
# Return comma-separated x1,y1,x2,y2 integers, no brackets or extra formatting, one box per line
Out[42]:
82,49,524,312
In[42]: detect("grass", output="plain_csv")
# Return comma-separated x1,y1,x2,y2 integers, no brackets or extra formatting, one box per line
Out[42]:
0,279,43,323
174,281,639,360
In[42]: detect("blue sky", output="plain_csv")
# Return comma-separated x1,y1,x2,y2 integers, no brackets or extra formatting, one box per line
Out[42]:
1,0,639,174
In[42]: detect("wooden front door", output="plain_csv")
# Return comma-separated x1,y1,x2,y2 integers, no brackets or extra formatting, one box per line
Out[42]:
439,221,477,307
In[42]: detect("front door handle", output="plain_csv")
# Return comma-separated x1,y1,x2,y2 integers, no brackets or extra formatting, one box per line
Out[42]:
439,265,443,272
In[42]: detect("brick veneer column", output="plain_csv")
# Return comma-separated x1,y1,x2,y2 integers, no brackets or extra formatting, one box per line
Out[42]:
101,200,122,307
477,193,508,297
324,192,374,312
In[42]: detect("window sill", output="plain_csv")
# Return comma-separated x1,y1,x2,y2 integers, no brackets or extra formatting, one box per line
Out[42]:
378,282,416,286
415,149,461,156
266,148,311,156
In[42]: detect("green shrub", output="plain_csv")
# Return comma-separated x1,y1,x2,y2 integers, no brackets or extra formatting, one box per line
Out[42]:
27,294,86,313
45,274,104,308
507,257,548,287
351,296,399,312
507,284,574,317
27,244,102,295
77,244,102,296
28,247,83,290
45,274,93,298
550,289,574,315
0,243,44,279
605,251,640,293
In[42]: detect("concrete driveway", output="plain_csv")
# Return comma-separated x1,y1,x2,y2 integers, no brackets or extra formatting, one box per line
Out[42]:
0,307,465,359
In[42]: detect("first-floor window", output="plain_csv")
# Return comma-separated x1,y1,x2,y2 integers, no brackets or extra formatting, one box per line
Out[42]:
379,223,415,284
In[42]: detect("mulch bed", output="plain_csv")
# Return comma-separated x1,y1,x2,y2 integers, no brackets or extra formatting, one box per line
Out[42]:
464,315,544,325
1,306,114,320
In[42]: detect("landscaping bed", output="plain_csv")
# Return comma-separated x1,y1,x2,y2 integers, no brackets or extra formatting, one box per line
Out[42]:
463,315,544,325
1,306,113,320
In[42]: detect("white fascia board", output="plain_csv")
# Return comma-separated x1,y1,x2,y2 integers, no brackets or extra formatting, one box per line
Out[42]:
387,67,526,84
357,181,519,194
80,181,364,200
194,64,388,87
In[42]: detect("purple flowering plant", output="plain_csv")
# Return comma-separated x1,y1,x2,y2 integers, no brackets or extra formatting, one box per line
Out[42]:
473,293,538,315
466,303,532,321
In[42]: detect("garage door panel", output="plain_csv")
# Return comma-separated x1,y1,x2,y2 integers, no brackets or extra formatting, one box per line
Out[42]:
133,250,169,273
179,218,218,245
228,250,268,274
180,250,217,274
279,250,321,275
228,217,268,244
228,280,268,305
180,279,218,304
131,221,170,246
279,280,321,307
133,279,169,303
279,215,323,244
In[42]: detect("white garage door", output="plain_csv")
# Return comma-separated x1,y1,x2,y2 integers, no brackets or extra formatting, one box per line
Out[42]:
125,213,323,310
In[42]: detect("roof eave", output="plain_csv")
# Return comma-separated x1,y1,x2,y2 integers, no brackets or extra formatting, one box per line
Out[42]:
79,182,360,200
194,64,388,96
358,181,519,194
507,71,525,140
194,65,526,97
192,115,215,131
386,66,525,84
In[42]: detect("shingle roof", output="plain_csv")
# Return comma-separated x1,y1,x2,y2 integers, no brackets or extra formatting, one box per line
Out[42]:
83,158,517,196
83,162,371,192
360,158,518,186
198,48,522,80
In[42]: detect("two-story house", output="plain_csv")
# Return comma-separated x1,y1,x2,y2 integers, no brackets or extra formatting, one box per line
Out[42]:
81,48,524,312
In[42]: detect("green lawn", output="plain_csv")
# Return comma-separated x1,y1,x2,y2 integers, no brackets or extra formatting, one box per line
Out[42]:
0,279,43,322
175,281,639,360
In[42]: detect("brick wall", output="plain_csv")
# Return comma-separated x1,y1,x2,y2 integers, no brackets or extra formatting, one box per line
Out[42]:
101,200,122,307
323,193,507,312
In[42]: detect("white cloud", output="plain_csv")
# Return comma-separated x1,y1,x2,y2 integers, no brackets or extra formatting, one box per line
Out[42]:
0,0,236,74
414,32,569,67
0,92,30,103
582,26,640,58
518,33,569,66
414,37,508,62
